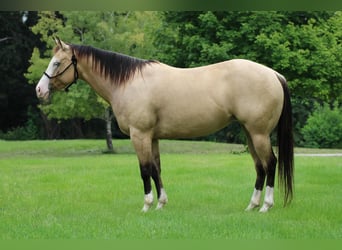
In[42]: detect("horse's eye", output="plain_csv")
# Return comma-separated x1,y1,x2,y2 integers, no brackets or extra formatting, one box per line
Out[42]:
53,61,61,67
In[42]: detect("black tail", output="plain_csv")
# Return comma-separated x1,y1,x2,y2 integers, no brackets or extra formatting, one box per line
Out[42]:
276,73,294,206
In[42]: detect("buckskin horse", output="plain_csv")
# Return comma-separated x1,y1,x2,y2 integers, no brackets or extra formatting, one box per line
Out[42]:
36,38,294,213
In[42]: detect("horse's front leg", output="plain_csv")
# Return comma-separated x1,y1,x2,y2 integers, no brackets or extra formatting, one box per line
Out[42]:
130,129,155,212
152,139,168,210
140,162,154,212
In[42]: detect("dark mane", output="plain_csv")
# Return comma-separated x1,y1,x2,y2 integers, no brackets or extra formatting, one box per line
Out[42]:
70,44,157,85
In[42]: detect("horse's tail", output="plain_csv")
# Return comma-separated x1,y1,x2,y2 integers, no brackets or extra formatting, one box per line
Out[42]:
276,73,294,206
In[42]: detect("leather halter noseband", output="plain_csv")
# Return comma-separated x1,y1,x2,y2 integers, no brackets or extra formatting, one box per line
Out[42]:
44,52,79,92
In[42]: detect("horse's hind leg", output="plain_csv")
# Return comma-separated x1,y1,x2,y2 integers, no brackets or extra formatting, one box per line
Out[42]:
245,130,265,211
245,131,277,212
152,139,168,210
260,149,277,212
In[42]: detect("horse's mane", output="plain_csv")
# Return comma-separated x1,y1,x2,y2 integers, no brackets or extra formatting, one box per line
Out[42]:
68,44,157,85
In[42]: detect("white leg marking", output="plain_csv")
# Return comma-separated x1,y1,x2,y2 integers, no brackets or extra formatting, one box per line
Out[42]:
156,188,168,210
259,186,274,213
245,188,262,211
142,191,153,212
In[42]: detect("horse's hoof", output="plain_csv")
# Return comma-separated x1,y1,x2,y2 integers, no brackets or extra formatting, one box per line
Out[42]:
156,201,167,210
141,204,151,212
156,203,163,210
245,203,259,211
156,189,168,210
141,192,154,212
259,203,273,213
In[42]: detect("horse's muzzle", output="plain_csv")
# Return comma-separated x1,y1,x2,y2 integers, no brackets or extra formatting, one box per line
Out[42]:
36,85,50,102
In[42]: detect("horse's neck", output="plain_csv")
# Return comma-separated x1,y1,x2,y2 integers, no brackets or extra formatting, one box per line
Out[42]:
78,59,115,104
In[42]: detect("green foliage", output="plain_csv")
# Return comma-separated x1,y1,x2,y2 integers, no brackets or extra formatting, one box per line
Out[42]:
157,11,342,106
154,11,342,146
25,11,160,123
0,107,39,140
0,12,40,132
302,103,342,148
39,83,104,120
0,120,37,140
255,13,342,105
22,11,342,147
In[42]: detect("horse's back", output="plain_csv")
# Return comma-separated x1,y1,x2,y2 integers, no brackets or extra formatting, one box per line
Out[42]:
159,59,284,124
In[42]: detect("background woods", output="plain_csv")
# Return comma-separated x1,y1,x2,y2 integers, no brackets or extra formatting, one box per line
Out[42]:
1,11,341,148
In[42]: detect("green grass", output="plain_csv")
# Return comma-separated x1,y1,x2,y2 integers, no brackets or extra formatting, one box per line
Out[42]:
0,139,341,239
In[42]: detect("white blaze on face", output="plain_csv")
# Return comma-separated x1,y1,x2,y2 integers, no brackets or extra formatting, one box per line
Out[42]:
35,56,59,100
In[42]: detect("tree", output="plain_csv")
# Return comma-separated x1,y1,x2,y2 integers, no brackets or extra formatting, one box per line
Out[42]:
0,11,40,133
153,11,341,146
255,12,342,105
26,11,160,149
302,102,342,148
255,12,342,144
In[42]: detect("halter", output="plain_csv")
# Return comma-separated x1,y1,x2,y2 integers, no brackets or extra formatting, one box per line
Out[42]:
44,51,79,92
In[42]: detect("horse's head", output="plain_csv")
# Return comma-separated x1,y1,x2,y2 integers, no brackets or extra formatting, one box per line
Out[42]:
36,37,78,101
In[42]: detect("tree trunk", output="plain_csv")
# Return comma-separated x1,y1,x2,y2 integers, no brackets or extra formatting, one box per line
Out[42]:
105,107,114,152
40,112,60,139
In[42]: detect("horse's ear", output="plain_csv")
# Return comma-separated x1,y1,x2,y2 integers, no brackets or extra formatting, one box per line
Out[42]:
54,36,68,51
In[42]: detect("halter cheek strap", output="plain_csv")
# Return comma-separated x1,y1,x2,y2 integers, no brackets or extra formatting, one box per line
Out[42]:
44,51,79,92
64,54,78,92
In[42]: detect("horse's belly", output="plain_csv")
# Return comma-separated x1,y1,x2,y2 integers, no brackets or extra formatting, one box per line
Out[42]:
154,110,232,139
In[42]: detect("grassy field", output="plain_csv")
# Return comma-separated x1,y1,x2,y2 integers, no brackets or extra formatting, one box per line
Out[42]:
0,139,341,239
